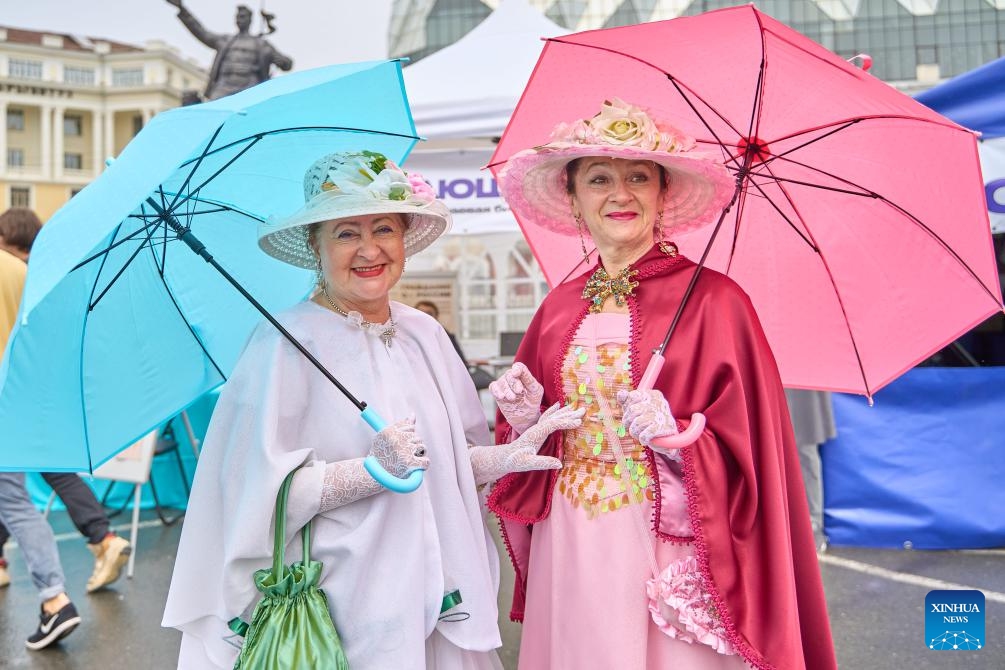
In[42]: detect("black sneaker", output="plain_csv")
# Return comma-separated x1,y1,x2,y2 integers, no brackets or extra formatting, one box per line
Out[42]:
25,601,81,650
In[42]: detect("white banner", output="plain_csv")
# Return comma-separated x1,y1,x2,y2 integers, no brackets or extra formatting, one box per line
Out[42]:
404,149,518,235
981,137,1005,234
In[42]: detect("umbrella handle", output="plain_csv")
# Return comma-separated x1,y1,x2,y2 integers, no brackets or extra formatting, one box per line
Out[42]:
638,353,706,450
360,407,425,493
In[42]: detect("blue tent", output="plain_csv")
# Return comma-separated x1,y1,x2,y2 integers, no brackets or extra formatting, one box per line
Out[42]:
915,55,1005,139
916,56,1005,233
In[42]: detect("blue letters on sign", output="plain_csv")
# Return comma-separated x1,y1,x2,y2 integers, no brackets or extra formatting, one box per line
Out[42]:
437,178,500,200
987,178,1005,214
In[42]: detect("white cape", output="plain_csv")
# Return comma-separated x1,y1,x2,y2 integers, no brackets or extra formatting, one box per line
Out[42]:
163,301,500,669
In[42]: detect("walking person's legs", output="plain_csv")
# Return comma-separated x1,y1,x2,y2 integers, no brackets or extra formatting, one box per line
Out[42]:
41,472,130,591
0,472,82,649
796,441,827,551
0,518,10,587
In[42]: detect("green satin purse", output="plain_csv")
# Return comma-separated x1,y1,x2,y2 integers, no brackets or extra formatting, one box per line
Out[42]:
231,468,349,670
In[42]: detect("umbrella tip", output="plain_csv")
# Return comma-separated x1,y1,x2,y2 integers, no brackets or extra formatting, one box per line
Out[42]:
847,54,873,72
105,156,116,167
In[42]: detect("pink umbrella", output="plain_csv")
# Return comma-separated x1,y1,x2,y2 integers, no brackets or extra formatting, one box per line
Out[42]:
489,4,1004,399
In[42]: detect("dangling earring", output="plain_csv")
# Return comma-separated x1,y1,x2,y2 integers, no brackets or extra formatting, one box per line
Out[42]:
655,209,677,257
314,253,325,289
574,213,591,264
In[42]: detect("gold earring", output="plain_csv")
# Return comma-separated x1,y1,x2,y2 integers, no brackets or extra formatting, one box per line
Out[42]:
655,210,677,257
574,213,591,264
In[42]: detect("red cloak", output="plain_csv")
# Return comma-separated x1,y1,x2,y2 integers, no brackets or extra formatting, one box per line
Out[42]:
487,244,836,670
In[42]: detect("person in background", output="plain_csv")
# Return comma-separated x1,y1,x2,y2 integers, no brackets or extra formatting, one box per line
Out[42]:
0,208,131,596
784,389,837,552
415,299,467,362
488,99,836,669
0,208,82,649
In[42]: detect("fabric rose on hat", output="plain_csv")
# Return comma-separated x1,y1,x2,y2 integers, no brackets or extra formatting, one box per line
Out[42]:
588,98,661,150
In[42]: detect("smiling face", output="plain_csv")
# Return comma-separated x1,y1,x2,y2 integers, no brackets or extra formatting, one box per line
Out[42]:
310,213,407,320
568,157,667,265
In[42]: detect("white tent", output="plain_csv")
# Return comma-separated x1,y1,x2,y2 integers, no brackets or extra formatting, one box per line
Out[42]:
402,0,568,235
399,0,565,356
404,0,569,140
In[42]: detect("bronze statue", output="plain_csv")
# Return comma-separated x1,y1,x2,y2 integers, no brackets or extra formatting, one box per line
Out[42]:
165,1,293,100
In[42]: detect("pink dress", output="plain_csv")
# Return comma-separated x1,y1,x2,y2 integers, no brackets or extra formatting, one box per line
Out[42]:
518,313,749,669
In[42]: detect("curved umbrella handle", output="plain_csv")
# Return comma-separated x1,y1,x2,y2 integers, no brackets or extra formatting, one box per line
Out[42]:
638,353,706,450
360,407,425,494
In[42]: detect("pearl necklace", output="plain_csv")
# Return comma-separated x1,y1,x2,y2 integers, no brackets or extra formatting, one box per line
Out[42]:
321,286,396,347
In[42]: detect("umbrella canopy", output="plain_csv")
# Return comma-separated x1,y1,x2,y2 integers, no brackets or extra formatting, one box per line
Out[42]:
0,60,419,472
489,5,1004,397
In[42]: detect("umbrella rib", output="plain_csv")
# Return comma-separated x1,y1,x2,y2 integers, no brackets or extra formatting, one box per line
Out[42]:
87,222,162,311
182,137,264,203
141,234,228,382
743,177,818,251
666,77,745,173
166,124,226,215
72,222,161,271
752,160,874,394
740,171,873,198
750,157,1001,304
724,175,758,276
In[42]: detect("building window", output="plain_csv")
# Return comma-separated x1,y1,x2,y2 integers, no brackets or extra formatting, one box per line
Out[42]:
133,115,144,136
112,68,144,87
7,109,25,132
7,149,25,167
10,187,31,208
70,188,83,198
63,66,95,86
9,59,43,80
64,153,83,170
64,114,83,136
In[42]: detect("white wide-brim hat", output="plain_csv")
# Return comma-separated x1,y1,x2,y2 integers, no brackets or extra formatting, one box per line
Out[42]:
259,151,451,269
497,99,734,236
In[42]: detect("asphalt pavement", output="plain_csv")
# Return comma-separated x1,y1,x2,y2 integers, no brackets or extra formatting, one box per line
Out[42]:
1,509,1002,669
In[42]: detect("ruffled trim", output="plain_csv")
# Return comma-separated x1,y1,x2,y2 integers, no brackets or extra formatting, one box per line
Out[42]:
681,447,772,669
646,556,735,655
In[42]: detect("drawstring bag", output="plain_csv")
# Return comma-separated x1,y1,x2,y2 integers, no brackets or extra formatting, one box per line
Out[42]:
231,468,349,669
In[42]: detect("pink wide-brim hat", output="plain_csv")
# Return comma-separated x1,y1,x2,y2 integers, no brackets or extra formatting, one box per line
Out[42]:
497,121,734,236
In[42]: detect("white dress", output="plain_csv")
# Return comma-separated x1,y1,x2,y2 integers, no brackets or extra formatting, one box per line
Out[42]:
163,301,503,670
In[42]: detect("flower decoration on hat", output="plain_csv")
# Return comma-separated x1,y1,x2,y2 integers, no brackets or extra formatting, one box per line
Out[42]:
320,151,435,204
548,98,695,153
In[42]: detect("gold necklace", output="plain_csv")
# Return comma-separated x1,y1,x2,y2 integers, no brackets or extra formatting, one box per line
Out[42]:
321,286,396,347
582,265,640,314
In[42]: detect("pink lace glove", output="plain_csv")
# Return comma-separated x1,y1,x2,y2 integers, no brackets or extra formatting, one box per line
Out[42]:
319,417,430,511
489,362,544,434
470,403,585,486
617,389,681,459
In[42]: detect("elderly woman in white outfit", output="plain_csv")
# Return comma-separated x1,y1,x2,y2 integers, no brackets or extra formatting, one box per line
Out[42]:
163,151,582,669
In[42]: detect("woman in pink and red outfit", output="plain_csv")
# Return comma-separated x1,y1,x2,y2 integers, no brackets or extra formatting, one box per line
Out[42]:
487,100,836,670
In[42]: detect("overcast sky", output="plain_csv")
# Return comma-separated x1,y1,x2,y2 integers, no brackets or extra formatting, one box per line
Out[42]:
3,0,394,72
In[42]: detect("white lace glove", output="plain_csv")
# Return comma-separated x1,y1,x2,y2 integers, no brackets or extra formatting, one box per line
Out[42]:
489,362,544,434
318,417,430,512
470,403,585,486
617,389,681,459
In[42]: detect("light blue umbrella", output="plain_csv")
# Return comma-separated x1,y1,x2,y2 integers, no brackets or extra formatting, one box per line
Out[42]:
0,60,422,489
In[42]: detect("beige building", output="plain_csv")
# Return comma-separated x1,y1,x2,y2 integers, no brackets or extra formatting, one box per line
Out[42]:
0,26,206,221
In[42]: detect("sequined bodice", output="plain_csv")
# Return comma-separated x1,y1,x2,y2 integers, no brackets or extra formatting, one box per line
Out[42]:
557,313,655,519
